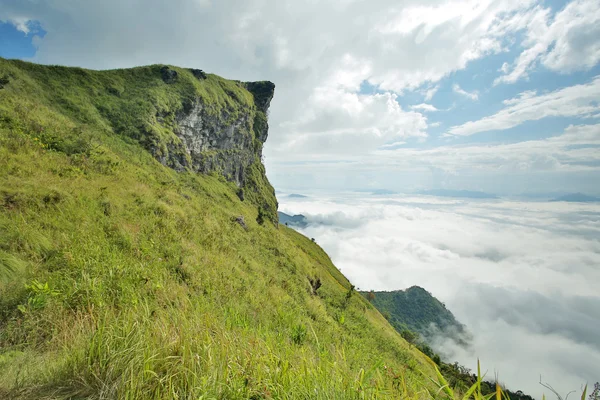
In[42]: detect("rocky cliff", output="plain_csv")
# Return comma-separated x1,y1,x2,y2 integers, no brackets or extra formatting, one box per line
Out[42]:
146,68,278,222
158,70,274,188
136,67,277,223
0,60,278,223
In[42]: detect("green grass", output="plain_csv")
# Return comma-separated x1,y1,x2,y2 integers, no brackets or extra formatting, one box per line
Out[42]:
0,58,446,399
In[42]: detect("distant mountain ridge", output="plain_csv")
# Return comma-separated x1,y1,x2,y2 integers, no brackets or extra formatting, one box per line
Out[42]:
362,287,535,400
278,211,309,228
361,286,469,346
418,189,498,199
370,189,397,195
551,193,600,202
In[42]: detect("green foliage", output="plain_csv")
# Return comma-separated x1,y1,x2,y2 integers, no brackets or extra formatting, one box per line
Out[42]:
256,206,268,225
361,286,468,345
589,383,599,400
291,323,307,345
428,360,507,400
244,159,278,224
0,74,9,89
401,329,419,345
438,362,535,400
346,284,356,300
363,289,537,399
0,251,24,279
367,291,376,302
0,58,441,399
17,280,60,314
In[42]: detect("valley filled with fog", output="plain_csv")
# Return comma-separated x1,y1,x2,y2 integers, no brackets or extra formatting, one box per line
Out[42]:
279,192,600,398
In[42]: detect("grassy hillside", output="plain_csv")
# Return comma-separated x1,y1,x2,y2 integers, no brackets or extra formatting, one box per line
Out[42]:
0,58,443,399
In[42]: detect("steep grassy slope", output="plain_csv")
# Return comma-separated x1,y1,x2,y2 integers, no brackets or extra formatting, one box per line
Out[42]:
0,58,441,399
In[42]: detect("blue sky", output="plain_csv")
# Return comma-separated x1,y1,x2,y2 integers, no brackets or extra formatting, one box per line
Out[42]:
1,0,599,195
0,20,44,59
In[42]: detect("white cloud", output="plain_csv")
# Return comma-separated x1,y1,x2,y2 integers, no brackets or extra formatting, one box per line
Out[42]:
496,0,600,84
379,140,407,149
1,17,32,34
280,193,600,398
411,103,439,112
385,124,600,173
269,124,600,194
423,85,440,101
448,77,600,136
0,0,575,159
277,73,429,155
452,83,479,100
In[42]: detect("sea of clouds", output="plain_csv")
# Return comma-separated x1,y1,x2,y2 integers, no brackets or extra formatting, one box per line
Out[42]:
279,192,600,398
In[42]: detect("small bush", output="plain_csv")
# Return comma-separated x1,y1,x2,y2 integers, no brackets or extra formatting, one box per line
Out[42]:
0,75,9,89
256,206,267,225
400,329,418,344
17,280,60,314
308,276,322,295
367,291,375,302
345,284,355,300
291,323,307,345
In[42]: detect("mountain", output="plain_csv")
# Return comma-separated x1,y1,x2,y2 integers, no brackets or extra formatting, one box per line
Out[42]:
0,58,441,399
362,287,536,400
361,286,469,345
418,189,498,199
287,193,308,198
354,188,397,195
278,211,309,228
551,193,600,202
371,189,397,195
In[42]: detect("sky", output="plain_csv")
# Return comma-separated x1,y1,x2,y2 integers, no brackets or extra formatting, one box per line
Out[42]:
1,0,599,396
1,0,600,195
279,192,600,399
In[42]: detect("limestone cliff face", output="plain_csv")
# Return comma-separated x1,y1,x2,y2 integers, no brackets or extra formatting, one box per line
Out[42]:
141,68,277,223
170,81,275,188
174,101,254,186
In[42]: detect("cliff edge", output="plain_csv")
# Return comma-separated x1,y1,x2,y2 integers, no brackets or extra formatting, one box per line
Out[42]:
0,60,278,223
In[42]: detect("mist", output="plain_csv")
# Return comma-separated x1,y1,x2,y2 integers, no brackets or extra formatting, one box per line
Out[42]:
279,192,600,398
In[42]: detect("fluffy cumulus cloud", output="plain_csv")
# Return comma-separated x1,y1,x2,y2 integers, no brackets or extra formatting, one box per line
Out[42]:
274,54,429,155
3,0,597,163
279,193,600,398
496,0,600,84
